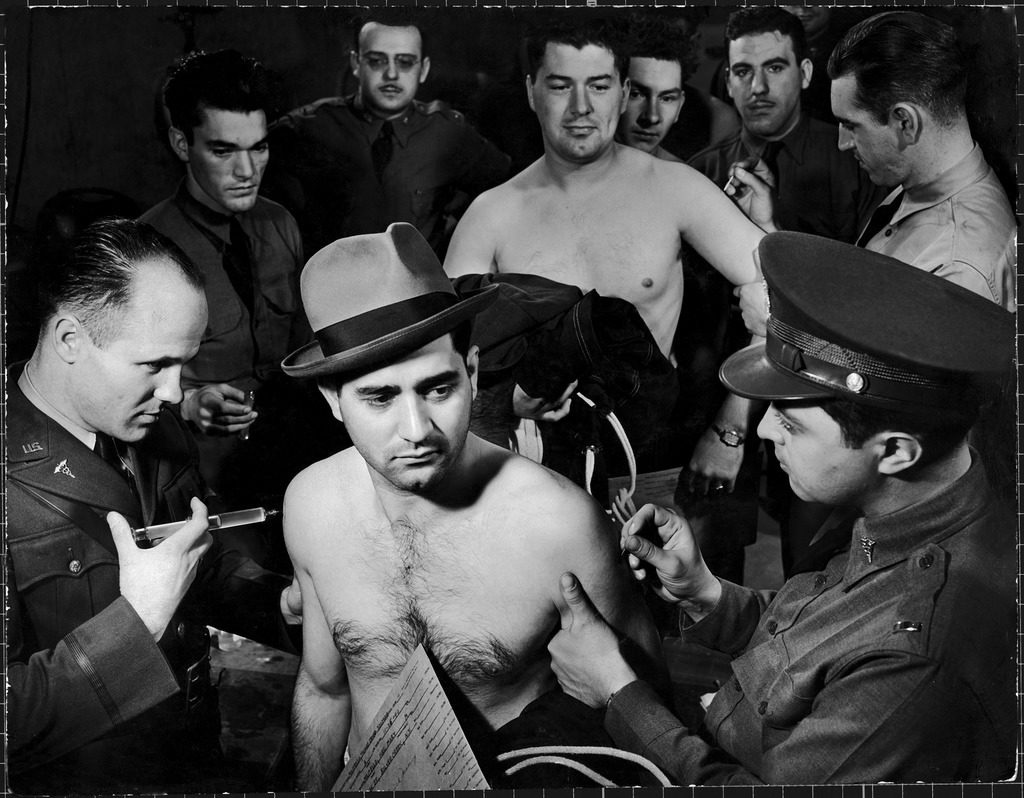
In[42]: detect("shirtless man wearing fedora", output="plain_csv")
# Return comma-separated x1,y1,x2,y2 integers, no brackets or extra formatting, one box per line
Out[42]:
281,223,662,790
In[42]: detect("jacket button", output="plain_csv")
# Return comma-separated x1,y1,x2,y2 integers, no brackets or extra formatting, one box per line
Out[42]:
814,574,827,587
176,622,187,639
758,701,768,715
766,620,778,634
68,559,82,574
918,554,934,569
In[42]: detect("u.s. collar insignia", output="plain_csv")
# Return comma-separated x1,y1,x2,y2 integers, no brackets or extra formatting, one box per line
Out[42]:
22,441,44,454
54,459,76,479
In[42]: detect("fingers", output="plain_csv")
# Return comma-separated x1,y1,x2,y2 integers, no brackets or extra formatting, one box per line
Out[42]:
622,533,673,573
108,511,138,559
558,571,600,628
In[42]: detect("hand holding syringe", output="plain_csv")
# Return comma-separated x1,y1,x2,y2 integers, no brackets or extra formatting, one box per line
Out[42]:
133,507,279,547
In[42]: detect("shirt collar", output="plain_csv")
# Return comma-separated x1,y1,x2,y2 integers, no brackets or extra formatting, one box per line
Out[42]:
739,112,809,164
18,362,96,449
841,450,990,588
173,179,234,246
896,143,987,221
350,93,415,146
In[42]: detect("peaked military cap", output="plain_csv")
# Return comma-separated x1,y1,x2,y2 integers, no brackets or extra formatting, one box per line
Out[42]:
720,232,1015,410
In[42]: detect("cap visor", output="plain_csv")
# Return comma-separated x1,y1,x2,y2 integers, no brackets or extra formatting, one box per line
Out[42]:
719,341,837,402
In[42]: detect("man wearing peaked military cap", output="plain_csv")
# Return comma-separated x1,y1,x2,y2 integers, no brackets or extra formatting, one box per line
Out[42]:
547,232,1015,784
280,223,663,790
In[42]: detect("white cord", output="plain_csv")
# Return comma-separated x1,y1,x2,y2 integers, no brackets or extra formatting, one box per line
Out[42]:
575,391,638,503
498,744,673,786
503,755,615,786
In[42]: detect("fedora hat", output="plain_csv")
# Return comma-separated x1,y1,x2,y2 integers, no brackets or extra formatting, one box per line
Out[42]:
282,223,498,378
720,232,1014,411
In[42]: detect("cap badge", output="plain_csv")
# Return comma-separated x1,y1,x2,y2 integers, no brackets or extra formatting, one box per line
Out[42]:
845,372,867,393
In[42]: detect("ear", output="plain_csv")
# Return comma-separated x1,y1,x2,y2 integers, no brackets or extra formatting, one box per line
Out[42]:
525,73,536,113
876,432,923,476
418,56,431,84
889,103,922,147
799,58,813,91
618,77,631,116
168,126,191,164
52,316,86,364
317,384,345,423
465,345,480,401
350,49,360,78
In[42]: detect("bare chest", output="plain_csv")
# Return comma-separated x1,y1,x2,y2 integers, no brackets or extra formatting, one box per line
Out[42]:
496,197,683,308
314,519,556,690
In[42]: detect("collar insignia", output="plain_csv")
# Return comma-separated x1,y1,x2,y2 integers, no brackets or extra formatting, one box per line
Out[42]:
54,459,76,479
859,536,876,564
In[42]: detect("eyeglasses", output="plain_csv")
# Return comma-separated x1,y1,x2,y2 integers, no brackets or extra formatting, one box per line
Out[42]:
359,53,421,73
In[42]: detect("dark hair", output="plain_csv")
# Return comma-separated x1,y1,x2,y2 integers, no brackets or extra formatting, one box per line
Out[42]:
624,14,698,84
42,218,203,348
524,17,629,84
164,49,276,144
317,320,475,395
352,12,427,55
827,11,967,126
818,395,978,468
725,7,808,63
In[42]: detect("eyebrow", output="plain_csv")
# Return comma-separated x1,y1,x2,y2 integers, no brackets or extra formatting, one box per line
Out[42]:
632,80,682,96
205,137,269,149
545,73,616,84
354,369,462,396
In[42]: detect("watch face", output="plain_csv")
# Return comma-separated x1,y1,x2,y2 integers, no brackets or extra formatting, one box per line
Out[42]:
717,427,744,447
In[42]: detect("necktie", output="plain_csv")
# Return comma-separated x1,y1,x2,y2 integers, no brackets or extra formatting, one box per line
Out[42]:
856,189,905,248
371,121,394,183
224,218,255,316
94,432,137,496
759,140,782,183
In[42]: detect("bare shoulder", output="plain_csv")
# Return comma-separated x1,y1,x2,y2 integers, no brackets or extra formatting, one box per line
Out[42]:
283,449,365,553
485,449,615,547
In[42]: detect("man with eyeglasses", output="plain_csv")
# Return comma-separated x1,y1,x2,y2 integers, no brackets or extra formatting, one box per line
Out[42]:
266,11,510,257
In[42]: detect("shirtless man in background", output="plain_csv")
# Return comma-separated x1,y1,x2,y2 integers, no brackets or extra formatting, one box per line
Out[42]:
444,17,764,364
281,223,662,789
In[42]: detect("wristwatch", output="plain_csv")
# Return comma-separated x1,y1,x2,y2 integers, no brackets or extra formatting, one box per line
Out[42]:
712,424,746,448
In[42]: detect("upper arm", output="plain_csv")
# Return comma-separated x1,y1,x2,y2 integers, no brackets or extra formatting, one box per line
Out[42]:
443,193,502,277
283,474,347,694
670,164,764,285
549,496,664,679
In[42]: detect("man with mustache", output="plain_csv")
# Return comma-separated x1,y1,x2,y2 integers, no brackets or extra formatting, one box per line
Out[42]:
267,12,510,257
142,50,324,564
680,7,884,582
281,223,662,789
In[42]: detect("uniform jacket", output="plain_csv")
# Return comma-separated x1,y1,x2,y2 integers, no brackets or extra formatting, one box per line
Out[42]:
6,365,294,789
604,454,1016,784
140,181,309,393
266,94,511,255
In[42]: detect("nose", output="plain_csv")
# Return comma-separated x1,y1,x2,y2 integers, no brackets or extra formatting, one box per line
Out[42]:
639,97,660,126
154,366,184,406
383,57,399,80
756,407,780,444
398,395,431,443
570,85,592,117
750,68,768,96
233,150,256,179
837,126,855,152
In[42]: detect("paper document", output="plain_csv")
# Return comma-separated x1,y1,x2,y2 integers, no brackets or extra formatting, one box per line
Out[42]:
333,644,491,791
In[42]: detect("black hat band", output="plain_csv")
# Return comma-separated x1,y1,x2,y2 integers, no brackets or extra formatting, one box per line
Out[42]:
316,291,459,356
767,317,964,408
